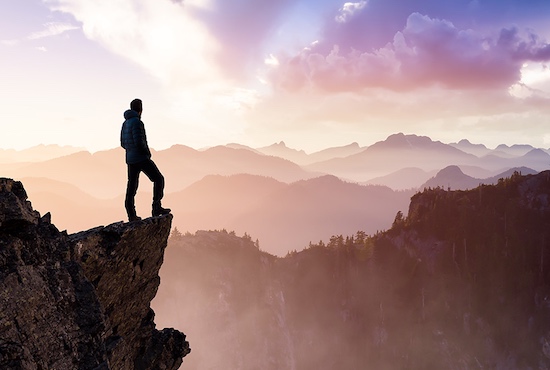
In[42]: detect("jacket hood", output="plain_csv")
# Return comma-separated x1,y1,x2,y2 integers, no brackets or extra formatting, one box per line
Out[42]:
124,109,140,120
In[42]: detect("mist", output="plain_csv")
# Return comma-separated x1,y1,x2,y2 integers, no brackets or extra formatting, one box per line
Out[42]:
153,171,550,369
3,135,549,369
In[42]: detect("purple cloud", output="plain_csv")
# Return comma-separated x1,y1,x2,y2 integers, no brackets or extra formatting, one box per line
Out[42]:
317,0,550,54
269,12,550,92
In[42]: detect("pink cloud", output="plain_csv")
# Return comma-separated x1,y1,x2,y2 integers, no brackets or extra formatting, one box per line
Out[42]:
270,13,550,92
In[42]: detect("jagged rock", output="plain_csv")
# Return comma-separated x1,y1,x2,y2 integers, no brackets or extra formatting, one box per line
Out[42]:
0,178,189,369
0,178,40,228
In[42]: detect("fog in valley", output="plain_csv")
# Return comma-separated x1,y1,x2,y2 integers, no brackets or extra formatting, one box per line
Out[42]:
2,133,550,369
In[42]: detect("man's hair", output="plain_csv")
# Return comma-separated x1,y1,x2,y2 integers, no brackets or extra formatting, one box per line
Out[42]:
130,98,143,112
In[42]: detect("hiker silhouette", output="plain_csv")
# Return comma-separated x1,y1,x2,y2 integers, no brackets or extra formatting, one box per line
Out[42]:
120,98,170,221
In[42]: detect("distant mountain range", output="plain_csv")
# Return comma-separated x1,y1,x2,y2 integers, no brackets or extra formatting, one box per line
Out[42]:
20,173,414,256
304,133,549,182
254,141,365,165
0,144,84,163
4,133,548,196
3,133,548,255
420,165,538,190
4,145,316,199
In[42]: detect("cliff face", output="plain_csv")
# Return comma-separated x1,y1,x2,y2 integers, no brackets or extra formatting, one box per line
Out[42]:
0,178,189,370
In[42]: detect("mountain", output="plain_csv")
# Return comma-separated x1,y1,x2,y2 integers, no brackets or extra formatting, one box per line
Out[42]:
457,165,495,178
3,149,127,199
5,145,317,199
3,134,547,201
224,143,263,154
165,174,287,232
420,165,539,190
421,165,482,190
364,167,435,190
223,175,413,256
449,139,491,157
306,133,479,182
307,142,364,164
0,178,189,369
477,148,550,172
18,177,122,230
166,174,413,256
153,170,550,370
229,141,366,166
0,144,84,163
306,134,549,182
448,141,539,159
494,143,536,157
253,142,365,166
12,173,412,256
256,141,309,164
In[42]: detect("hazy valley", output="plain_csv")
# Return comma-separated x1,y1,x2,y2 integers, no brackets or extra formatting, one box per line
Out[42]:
2,133,550,369
152,171,550,369
2,132,548,256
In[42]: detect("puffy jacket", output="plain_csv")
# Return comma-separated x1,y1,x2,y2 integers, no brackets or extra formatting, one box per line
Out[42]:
120,109,152,164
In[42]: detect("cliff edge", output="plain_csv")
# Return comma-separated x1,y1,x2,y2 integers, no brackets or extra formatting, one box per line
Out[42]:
0,178,190,369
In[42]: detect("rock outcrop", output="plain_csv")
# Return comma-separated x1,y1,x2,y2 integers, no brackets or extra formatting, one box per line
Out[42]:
0,178,189,369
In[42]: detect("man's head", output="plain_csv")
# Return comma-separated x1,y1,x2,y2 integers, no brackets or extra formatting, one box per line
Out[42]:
130,98,143,114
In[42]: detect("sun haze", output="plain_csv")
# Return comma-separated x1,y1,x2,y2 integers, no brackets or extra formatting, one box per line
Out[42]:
1,0,550,152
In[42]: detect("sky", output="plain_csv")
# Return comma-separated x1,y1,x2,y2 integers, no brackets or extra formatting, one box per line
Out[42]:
1,0,550,153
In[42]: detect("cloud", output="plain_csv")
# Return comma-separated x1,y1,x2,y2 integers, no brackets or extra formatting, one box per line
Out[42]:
28,22,80,40
1,22,78,47
44,0,223,87
314,0,550,59
335,1,368,23
43,0,301,88
0,39,19,46
269,13,550,93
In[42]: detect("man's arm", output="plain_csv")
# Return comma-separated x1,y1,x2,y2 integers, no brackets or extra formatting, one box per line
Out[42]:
132,120,151,156
120,123,126,149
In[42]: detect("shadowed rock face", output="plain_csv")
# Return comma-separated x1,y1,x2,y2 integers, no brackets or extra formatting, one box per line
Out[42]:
0,178,189,370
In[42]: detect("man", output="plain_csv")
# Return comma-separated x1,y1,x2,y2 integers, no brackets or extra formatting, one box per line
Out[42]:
121,98,170,221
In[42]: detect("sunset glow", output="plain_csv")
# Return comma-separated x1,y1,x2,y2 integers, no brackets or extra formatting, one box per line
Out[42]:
1,0,550,151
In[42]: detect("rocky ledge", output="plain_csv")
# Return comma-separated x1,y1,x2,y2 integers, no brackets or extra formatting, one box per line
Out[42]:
0,178,190,369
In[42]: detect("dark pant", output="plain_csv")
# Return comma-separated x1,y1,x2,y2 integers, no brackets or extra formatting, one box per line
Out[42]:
125,159,165,217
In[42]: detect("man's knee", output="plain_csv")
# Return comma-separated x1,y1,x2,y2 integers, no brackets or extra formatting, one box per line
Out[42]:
156,174,165,187
126,178,139,195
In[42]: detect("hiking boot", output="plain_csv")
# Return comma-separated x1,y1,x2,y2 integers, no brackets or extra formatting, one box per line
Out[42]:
152,203,171,217
129,215,142,222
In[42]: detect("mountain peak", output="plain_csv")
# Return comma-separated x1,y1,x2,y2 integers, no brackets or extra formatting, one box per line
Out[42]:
420,165,476,190
523,148,550,158
438,165,465,176
381,133,434,148
267,141,287,148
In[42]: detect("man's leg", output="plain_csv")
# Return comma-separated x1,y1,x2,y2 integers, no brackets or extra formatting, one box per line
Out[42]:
125,163,141,221
141,159,170,216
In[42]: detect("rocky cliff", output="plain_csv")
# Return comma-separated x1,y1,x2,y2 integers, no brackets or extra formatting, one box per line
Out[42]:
0,178,190,369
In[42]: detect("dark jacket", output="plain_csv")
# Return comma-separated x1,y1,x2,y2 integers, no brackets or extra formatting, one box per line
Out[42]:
120,109,152,164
